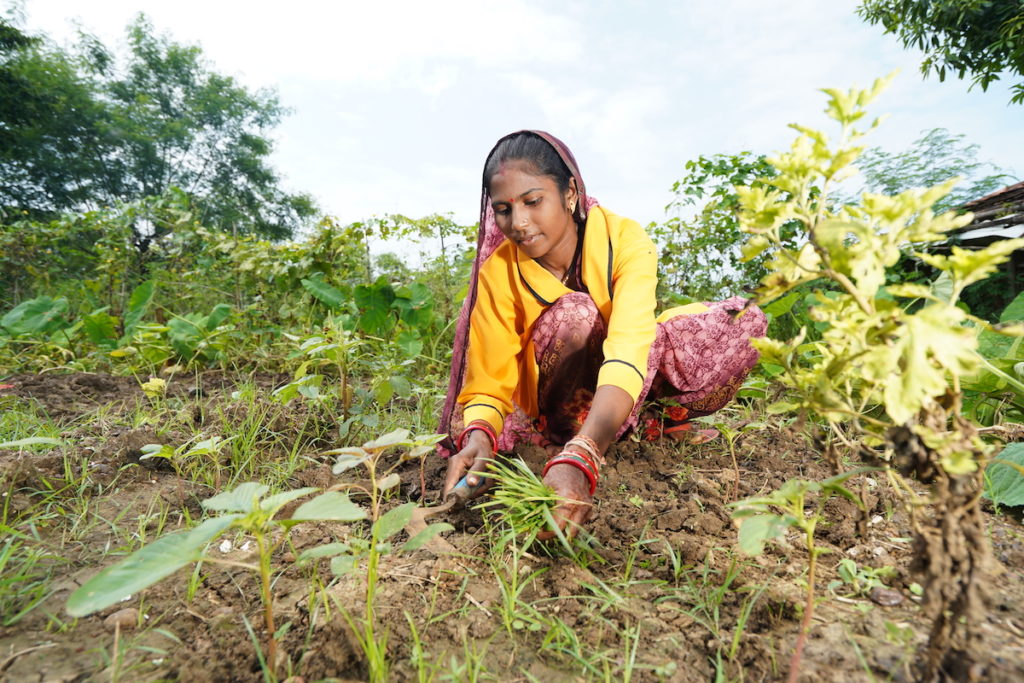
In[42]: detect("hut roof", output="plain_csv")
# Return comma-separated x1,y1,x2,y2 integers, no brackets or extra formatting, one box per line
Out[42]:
955,180,1024,246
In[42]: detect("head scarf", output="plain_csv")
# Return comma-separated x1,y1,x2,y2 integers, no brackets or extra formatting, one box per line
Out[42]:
437,130,600,455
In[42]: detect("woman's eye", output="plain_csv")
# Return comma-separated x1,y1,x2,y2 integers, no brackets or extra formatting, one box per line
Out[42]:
525,198,540,206
494,207,510,216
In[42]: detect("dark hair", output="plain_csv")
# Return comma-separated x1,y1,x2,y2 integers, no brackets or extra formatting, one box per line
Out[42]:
483,132,574,195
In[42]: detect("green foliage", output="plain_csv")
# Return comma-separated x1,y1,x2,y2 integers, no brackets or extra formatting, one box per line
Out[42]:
857,0,1024,104
830,558,897,597
985,442,1024,507
0,14,315,237
651,152,787,302
477,457,573,554
731,471,865,557
738,73,1024,474
845,128,1015,214
319,429,449,683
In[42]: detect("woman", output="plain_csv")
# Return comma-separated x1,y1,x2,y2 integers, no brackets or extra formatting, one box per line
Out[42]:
438,131,766,539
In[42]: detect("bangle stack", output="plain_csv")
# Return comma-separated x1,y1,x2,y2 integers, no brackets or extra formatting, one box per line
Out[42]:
542,434,605,496
457,420,498,453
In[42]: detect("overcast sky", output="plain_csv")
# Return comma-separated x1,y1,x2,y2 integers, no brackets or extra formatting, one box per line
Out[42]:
18,0,1024,231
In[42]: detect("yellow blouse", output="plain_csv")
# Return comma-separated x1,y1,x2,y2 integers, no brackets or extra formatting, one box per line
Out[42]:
458,206,658,436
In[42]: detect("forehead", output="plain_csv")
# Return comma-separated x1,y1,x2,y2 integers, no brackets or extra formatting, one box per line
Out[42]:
489,160,558,196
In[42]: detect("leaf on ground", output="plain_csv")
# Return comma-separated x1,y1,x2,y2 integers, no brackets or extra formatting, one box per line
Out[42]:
0,437,64,449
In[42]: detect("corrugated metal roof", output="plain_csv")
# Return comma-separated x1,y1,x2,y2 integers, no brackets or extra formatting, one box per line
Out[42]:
956,180,1024,245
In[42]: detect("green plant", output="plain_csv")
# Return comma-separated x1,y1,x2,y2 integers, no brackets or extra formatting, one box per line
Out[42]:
66,482,367,679
736,74,1024,676
731,471,866,683
476,457,573,554
315,429,450,683
139,436,235,485
657,549,765,677
830,558,897,598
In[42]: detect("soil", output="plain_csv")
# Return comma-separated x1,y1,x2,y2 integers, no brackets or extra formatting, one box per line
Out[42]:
1,372,1023,682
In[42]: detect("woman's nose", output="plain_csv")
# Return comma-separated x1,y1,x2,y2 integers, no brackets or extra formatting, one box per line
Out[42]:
510,204,528,228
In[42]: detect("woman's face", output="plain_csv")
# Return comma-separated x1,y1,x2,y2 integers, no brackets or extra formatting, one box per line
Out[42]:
488,160,577,262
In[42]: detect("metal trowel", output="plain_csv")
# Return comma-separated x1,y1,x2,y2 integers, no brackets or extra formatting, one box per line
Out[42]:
404,476,484,553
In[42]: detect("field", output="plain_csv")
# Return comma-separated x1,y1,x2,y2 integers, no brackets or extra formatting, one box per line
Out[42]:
1,371,1022,682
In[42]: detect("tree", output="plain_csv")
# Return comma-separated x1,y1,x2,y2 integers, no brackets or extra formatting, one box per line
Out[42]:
846,127,1015,213
857,0,1024,104
0,20,110,216
651,152,787,303
0,14,316,242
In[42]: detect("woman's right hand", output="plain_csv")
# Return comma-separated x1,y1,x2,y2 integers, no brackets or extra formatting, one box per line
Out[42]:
442,429,494,498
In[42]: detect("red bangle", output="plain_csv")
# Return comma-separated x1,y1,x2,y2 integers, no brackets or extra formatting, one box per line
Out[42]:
560,447,599,479
457,421,497,453
543,454,598,496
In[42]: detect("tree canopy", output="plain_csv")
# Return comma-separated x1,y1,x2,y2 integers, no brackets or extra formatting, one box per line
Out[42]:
0,14,315,241
857,0,1024,104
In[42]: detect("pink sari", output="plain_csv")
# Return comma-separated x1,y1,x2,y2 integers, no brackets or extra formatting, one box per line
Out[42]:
437,131,766,455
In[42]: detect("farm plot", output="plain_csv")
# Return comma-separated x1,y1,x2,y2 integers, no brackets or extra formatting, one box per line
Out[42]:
1,372,1022,682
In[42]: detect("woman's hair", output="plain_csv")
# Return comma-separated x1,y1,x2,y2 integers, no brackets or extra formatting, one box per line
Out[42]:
483,132,574,195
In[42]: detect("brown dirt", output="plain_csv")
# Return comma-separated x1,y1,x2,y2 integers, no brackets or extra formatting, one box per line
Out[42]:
1,372,1023,682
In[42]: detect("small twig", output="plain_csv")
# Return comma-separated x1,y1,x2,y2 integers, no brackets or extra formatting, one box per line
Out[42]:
0,643,57,673
465,592,493,617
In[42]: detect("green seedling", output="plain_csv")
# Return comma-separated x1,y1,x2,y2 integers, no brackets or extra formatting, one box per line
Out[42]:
314,428,450,683
139,436,235,485
712,420,769,501
830,558,897,598
730,470,867,683
67,481,367,679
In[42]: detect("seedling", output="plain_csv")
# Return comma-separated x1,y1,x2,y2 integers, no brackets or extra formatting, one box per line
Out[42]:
67,482,367,678
139,435,235,485
314,428,451,683
829,558,897,598
731,470,867,683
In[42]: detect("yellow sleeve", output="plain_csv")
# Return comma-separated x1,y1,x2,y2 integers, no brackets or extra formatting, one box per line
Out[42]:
456,254,523,436
596,218,658,402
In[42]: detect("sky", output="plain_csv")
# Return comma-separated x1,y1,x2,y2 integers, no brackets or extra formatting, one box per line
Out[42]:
15,0,1024,233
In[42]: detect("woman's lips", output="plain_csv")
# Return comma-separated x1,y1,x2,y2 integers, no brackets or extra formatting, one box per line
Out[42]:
517,234,539,246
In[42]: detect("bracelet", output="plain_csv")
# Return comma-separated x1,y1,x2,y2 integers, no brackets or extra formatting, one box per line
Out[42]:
457,420,497,453
565,435,605,466
559,448,599,480
543,451,599,496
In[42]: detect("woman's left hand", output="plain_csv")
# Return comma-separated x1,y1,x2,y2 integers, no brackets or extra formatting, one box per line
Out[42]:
537,462,593,541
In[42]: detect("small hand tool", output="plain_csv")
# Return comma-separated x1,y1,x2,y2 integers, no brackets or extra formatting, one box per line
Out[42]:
404,476,486,552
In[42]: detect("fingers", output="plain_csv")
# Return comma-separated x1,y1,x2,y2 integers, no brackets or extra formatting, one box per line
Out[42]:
537,500,592,542
463,452,492,488
537,463,593,542
442,452,472,497
443,434,494,498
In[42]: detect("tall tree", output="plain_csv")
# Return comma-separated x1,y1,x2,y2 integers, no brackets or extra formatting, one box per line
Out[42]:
0,14,315,242
857,0,1024,104
0,20,110,214
846,127,1015,212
